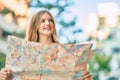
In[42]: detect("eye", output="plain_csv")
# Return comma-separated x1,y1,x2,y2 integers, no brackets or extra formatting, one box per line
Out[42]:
41,19,45,23
49,19,53,22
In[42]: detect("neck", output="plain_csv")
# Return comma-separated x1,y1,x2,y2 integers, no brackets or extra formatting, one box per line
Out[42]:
39,34,53,44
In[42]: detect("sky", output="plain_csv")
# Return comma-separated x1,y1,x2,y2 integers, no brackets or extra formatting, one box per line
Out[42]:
30,0,120,27
71,0,120,27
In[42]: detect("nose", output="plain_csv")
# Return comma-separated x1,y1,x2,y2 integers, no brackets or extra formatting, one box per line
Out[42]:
45,20,50,25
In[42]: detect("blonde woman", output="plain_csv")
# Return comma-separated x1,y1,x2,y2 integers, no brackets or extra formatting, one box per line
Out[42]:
0,10,92,80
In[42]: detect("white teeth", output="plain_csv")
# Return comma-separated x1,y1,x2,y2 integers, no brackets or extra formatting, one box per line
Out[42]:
43,27,51,30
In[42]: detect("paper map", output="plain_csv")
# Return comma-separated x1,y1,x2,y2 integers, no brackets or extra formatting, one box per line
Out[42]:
6,36,93,80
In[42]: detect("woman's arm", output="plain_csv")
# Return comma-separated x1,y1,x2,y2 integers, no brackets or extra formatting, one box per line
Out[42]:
0,68,12,80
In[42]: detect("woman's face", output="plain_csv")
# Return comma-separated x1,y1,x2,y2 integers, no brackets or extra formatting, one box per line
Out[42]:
38,13,54,36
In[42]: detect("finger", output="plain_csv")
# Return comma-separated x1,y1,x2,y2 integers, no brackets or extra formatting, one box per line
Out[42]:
84,71,90,75
5,68,12,73
1,68,11,72
8,78,13,80
1,68,12,75
1,68,7,72
7,72,12,80
0,71,7,75
0,74,8,80
0,70,12,80
84,78,92,80
81,74,92,80
0,77,7,80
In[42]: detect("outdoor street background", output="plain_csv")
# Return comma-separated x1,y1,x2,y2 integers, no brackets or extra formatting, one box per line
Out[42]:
0,0,120,80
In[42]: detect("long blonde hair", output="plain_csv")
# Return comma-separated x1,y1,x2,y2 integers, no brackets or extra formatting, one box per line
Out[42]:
26,10,58,43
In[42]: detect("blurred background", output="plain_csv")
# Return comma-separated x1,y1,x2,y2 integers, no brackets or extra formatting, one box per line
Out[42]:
0,0,120,80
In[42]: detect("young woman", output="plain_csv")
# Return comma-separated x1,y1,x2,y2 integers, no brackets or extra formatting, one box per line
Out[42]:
0,10,92,80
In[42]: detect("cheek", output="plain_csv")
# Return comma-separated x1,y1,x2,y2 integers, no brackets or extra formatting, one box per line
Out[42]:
52,25,55,33
37,26,42,33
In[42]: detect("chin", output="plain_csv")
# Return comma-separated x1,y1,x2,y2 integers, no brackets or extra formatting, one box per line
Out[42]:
44,33,53,36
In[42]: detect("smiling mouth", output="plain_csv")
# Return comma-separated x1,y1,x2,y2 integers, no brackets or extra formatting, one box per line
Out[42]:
43,27,51,31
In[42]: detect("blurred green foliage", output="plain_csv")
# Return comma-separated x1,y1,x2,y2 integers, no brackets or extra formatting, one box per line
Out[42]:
0,52,5,70
0,7,15,16
89,53,112,80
